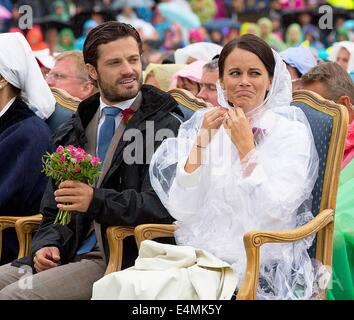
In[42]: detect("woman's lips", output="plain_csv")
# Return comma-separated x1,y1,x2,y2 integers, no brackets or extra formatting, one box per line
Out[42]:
235,90,254,97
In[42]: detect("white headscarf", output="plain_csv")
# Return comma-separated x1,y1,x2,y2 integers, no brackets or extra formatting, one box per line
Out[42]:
174,42,222,64
0,32,55,119
329,41,354,73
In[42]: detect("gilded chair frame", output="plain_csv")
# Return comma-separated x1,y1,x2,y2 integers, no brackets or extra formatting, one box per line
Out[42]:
0,214,43,261
1,212,134,275
131,90,349,300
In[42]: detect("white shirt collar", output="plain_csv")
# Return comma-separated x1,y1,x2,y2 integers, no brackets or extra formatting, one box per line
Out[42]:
0,97,17,118
99,95,137,117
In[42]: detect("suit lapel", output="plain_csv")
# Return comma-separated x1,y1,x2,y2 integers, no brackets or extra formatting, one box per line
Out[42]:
98,92,143,186
84,108,99,159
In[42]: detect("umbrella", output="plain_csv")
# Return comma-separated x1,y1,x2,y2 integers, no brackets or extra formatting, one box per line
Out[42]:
111,0,154,11
344,20,354,30
203,18,240,31
0,5,11,20
157,2,201,30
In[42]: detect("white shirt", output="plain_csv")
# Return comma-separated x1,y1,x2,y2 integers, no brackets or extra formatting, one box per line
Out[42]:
96,96,137,155
0,97,16,118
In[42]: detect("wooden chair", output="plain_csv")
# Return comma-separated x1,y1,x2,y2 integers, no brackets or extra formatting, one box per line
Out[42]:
131,89,349,300
6,214,133,275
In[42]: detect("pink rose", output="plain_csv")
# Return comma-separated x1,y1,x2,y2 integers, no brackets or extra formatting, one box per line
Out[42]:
76,155,84,162
56,145,64,154
91,156,100,166
76,148,87,157
59,155,65,162
74,166,81,173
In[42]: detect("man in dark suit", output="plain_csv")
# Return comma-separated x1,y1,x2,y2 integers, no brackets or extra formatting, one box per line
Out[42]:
0,22,183,299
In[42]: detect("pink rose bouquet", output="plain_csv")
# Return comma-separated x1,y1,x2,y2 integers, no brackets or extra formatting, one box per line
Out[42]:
42,145,101,225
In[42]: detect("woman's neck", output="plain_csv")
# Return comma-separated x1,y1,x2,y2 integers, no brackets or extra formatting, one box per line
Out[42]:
0,87,17,113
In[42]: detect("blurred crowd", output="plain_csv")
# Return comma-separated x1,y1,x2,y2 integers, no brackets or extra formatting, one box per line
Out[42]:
0,1,353,70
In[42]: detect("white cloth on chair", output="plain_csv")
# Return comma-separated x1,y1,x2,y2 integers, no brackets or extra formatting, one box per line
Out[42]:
92,240,238,300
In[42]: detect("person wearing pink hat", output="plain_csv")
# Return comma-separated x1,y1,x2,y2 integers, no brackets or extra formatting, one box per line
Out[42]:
170,60,207,96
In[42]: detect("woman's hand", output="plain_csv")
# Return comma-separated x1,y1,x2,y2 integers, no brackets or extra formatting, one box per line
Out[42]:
184,107,228,173
197,107,228,147
223,107,255,160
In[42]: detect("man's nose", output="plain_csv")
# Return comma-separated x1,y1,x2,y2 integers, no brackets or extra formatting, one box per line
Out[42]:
197,87,207,101
46,76,55,87
120,61,134,75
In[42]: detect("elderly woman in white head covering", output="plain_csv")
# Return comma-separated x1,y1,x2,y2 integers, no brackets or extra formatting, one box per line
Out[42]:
92,35,323,300
329,41,354,77
0,32,54,263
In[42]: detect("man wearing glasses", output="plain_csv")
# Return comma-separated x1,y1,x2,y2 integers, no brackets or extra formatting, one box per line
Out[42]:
46,51,95,101
45,51,96,131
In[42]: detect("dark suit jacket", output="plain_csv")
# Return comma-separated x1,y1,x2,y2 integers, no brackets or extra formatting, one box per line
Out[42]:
13,85,183,270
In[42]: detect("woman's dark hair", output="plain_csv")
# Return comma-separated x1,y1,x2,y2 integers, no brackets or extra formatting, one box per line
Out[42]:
218,34,275,79
83,21,143,67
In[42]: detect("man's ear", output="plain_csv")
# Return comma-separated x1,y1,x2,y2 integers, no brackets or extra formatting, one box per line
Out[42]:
338,95,354,122
82,80,94,93
337,95,351,108
86,63,98,81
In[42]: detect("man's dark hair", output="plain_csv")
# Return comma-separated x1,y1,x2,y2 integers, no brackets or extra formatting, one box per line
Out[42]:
83,21,143,67
218,34,275,79
301,61,354,103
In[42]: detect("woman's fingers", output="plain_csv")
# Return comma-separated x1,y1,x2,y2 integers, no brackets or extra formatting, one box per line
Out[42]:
235,106,246,118
228,107,245,121
206,108,228,122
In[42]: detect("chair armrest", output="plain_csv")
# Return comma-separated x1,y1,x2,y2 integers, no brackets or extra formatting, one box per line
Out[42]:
0,215,37,259
134,224,176,248
15,214,42,259
237,209,334,300
105,226,134,275
0,216,28,230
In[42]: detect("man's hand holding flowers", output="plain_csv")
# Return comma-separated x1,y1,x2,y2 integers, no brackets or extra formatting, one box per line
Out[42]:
54,180,94,213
